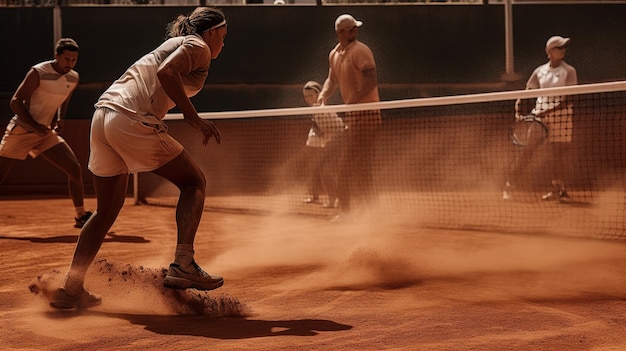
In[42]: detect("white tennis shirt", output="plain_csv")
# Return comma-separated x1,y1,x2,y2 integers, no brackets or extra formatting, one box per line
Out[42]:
96,34,211,124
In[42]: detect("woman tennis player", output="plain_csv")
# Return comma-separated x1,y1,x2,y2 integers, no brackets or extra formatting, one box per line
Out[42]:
50,7,227,309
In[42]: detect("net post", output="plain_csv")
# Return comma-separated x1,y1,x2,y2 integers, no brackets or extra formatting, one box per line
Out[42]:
500,0,523,87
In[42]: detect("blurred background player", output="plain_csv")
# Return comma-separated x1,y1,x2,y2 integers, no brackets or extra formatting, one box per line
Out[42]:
317,14,382,220
50,7,227,309
503,35,577,203
302,80,344,208
0,38,92,228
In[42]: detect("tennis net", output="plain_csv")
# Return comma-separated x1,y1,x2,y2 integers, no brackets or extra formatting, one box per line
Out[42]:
135,81,626,240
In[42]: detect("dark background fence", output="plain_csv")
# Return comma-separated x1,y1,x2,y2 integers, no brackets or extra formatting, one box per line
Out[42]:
2,4,626,113
0,4,625,194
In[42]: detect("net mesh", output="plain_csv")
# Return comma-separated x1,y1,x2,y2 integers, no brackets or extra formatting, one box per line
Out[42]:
135,81,626,240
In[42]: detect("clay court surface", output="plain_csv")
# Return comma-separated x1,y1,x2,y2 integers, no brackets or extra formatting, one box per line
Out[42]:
2,196,626,350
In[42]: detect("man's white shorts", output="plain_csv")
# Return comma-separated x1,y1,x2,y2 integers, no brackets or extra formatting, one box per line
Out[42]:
545,106,574,143
0,119,65,160
88,107,184,177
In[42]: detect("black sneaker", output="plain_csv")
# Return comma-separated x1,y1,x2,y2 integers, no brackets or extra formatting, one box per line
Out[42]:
163,260,224,291
49,287,102,310
74,211,93,228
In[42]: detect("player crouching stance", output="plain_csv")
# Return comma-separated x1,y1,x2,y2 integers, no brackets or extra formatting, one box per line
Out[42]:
49,7,227,309
0,38,92,228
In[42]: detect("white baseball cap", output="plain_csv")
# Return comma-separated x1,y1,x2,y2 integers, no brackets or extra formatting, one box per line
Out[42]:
335,14,363,31
546,35,571,50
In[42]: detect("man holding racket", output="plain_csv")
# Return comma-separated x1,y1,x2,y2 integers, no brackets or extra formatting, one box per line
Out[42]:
317,14,382,220
504,35,577,203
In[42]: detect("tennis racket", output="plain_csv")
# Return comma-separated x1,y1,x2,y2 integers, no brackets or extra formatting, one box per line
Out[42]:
511,115,548,147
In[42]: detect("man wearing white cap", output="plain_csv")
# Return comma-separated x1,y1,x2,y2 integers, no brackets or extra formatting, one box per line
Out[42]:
317,14,381,220
508,35,578,203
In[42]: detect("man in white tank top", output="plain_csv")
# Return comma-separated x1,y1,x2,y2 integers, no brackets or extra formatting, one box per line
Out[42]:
0,38,92,228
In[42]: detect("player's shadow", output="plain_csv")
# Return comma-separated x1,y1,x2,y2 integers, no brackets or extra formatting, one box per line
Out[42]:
52,311,353,339
0,231,149,244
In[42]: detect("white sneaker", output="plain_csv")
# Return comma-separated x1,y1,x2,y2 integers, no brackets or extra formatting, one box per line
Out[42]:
163,260,224,291
323,198,339,208
502,182,512,200
502,190,511,200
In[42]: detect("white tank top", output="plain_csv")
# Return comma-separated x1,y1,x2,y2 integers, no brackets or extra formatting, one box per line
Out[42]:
96,35,211,124
18,60,79,127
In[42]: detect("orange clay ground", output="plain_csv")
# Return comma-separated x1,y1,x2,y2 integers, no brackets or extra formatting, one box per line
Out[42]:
2,196,626,351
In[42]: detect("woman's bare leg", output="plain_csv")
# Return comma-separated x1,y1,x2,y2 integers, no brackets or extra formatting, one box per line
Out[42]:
63,174,129,294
